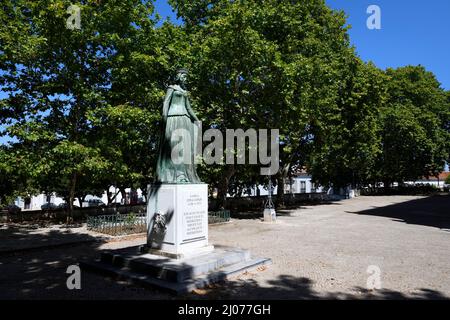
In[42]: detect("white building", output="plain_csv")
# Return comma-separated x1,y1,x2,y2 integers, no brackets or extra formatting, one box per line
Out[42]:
236,172,324,197
405,172,450,190
14,186,145,211
15,193,65,210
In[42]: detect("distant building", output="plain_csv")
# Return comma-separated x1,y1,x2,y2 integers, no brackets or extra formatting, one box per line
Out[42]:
236,170,325,197
407,172,450,189
15,193,64,210
14,186,145,211
284,172,324,194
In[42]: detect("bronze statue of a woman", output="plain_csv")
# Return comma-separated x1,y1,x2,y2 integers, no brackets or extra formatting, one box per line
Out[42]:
155,69,202,184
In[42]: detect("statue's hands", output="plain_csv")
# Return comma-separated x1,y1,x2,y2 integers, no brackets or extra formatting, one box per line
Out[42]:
186,97,200,122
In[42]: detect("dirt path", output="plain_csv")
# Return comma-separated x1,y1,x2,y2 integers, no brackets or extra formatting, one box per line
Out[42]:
1,195,449,299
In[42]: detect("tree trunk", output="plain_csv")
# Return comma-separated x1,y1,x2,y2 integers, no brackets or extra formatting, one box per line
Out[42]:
276,162,291,207
217,165,235,209
383,179,391,194
276,173,286,207
120,188,128,205
107,186,120,205
142,186,147,203
68,172,77,224
77,195,86,208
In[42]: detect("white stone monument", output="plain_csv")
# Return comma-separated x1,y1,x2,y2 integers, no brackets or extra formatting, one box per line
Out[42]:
263,207,276,222
146,183,214,258
263,178,276,222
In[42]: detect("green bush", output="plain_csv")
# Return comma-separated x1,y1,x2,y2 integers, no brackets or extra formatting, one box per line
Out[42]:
445,175,450,185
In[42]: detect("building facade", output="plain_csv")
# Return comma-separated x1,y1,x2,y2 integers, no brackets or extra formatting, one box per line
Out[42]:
14,186,145,211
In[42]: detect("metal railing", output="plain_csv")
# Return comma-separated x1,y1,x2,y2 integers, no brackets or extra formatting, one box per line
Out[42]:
87,210,230,236
87,213,146,236
208,210,231,224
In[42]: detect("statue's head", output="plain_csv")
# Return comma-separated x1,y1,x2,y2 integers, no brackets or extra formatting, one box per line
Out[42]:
175,68,188,85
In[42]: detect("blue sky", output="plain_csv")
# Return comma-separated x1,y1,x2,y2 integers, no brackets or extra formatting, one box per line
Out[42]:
325,0,450,90
1,0,449,145
154,0,450,90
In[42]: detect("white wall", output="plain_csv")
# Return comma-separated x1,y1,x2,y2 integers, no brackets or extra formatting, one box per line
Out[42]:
15,193,66,210
230,176,323,197
14,186,146,211
410,180,445,188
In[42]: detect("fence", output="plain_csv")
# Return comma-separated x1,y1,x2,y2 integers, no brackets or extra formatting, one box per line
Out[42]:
3,193,333,224
86,213,146,236
86,210,230,236
208,210,231,224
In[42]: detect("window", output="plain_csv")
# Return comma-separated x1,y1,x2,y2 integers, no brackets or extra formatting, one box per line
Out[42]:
24,198,31,210
300,181,306,193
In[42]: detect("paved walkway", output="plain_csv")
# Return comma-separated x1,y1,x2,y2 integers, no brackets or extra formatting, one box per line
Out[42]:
0,195,449,299
207,195,450,299
0,224,105,254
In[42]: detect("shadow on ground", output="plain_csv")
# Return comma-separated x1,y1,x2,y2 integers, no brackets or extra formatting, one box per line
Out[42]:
0,228,447,300
231,200,341,220
0,225,123,299
2,239,447,300
187,274,449,300
1,199,449,300
0,223,102,253
346,194,450,230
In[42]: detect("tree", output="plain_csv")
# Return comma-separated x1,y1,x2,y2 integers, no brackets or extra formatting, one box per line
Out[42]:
308,59,387,190
0,0,161,217
445,173,450,185
376,66,450,188
171,0,354,206
0,146,14,205
98,21,193,201
0,144,36,205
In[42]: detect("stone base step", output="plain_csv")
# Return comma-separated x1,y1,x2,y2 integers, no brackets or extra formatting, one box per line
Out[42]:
100,245,252,282
81,245,271,295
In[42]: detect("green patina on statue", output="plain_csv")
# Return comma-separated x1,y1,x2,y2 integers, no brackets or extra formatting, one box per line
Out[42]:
155,69,202,184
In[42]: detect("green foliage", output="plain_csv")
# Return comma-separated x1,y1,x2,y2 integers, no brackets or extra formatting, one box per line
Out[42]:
376,66,450,186
445,174,450,185
0,0,162,210
309,63,450,190
1,1,449,209
173,0,353,202
308,59,387,188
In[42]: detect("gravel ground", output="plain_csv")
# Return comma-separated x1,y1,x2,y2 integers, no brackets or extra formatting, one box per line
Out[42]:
0,223,106,253
0,195,449,300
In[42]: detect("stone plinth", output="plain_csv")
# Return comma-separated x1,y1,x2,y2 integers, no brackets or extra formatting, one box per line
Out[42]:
146,183,212,258
81,245,271,295
263,208,276,222
81,183,272,293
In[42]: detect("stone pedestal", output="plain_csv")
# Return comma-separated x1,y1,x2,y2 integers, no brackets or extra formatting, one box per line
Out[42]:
263,208,276,222
146,183,213,258
82,183,272,293
81,245,272,295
